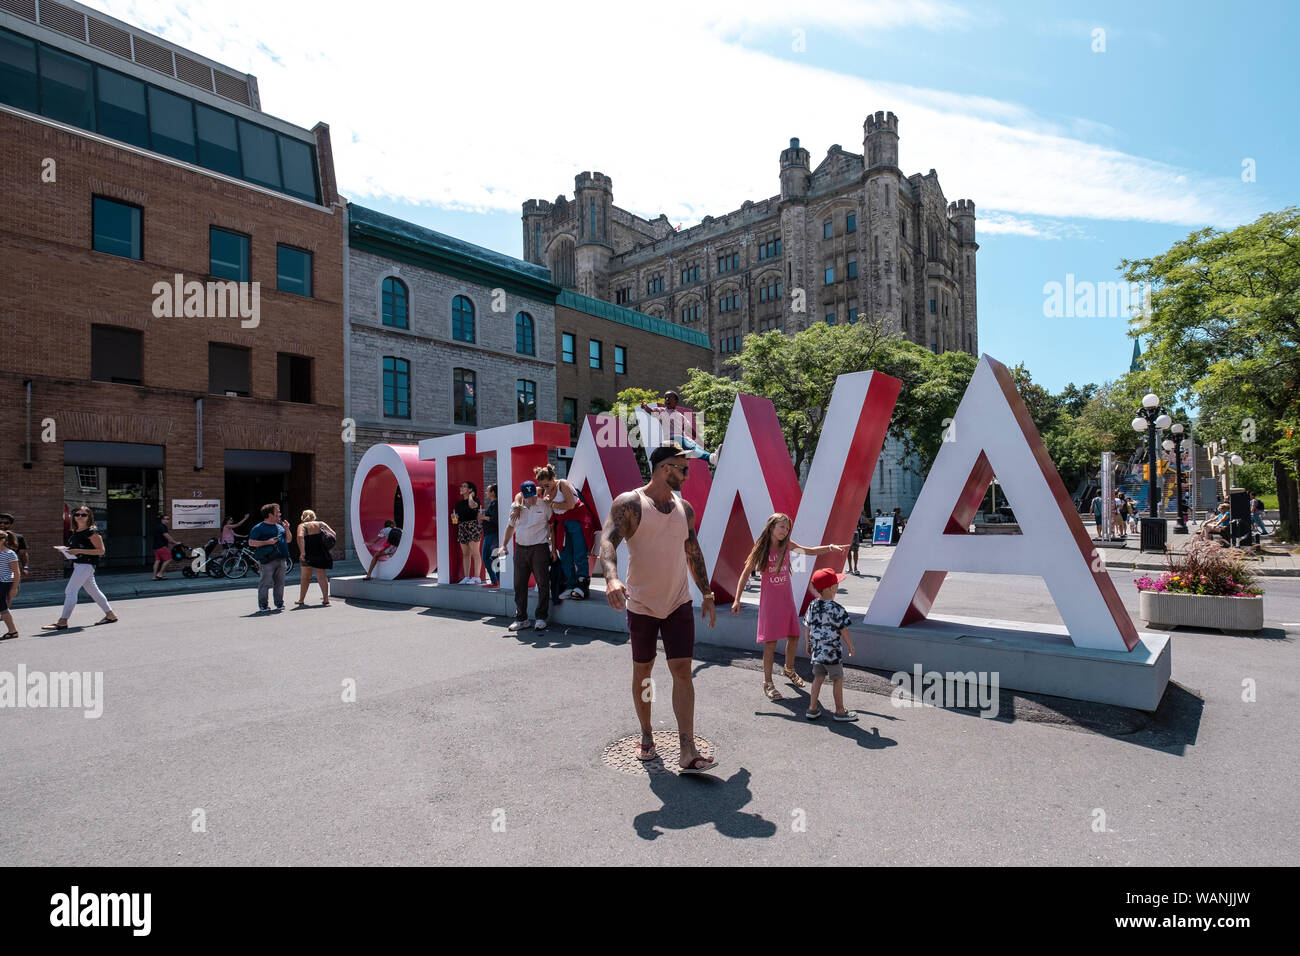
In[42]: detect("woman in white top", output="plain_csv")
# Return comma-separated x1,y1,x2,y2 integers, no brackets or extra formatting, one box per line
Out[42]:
0,530,20,639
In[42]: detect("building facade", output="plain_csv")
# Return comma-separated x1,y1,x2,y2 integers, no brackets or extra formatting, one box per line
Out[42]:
553,289,714,447
344,203,560,545
0,0,345,578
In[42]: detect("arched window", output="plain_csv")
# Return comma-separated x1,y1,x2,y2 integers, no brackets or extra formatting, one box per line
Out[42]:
452,295,475,342
515,311,535,355
382,277,408,329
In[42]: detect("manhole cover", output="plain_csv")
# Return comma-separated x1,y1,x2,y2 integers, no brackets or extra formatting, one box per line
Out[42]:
601,731,716,776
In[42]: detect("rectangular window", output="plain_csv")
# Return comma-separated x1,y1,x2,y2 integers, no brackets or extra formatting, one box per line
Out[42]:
453,368,476,426
825,266,834,285
210,228,250,282
209,343,251,397
92,196,142,260
562,332,576,363
823,219,833,239
517,379,537,422
238,120,282,190
277,353,312,403
277,245,313,297
846,213,857,233
563,397,578,440
95,67,149,148
147,86,196,163
717,252,738,273
614,345,626,375
91,325,142,386
929,297,937,313
0,29,39,114
77,466,100,492
825,311,836,325
848,298,858,323
40,46,94,131
847,259,858,280
196,105,241,178
589,339,603,370
383,357,411,418
279,136,318,203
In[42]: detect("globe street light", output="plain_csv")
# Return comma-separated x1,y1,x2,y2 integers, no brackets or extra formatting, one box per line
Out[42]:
1164,422,1189,534
1132,393,1169,552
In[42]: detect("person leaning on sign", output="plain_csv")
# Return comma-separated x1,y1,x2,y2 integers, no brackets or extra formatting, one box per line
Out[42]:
496,481,556,632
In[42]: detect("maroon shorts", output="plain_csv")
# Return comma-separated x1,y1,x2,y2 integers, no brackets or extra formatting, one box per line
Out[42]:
627,600,694,663
154,546,172,562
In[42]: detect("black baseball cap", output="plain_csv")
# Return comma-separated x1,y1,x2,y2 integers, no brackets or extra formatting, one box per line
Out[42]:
649,441,687,470
520,480,538,498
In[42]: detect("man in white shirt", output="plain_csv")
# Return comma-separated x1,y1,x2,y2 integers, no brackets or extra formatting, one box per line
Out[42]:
496,481,556,632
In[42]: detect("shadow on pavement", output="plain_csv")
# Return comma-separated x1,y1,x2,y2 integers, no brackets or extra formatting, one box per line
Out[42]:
633,767,777,841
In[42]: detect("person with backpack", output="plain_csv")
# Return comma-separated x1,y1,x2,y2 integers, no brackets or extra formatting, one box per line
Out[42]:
248,503,290,612
295,509,337,607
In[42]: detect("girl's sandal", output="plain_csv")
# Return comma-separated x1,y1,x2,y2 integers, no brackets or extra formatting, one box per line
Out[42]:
783,666,806,688
763,682,783,700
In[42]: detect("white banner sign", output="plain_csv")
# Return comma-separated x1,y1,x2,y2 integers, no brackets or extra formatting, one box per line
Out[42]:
172,499,221,529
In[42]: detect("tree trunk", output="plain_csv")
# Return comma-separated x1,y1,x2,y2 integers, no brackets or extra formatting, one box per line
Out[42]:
1275,459,1299,542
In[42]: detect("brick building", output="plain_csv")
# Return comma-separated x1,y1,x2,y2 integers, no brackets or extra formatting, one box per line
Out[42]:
523,112,977,512
553,289,713,447
344,203,559,546
0,1,345,578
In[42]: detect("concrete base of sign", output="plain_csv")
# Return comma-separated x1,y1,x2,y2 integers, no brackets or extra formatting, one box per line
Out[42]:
330,576,1171,712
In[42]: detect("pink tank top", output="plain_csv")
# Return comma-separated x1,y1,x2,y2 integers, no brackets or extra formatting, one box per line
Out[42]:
624,488,693,620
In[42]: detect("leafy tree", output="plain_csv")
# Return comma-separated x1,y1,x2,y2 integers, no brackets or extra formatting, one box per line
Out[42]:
1122,207,1300,539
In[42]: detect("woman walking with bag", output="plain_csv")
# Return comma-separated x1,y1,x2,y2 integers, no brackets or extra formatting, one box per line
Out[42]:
295,509,336,606
43,506,117,629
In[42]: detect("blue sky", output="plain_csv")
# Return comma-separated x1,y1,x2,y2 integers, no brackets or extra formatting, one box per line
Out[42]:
94,0,1296,393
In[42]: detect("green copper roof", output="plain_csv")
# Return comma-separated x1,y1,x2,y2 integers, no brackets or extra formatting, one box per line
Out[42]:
557,289,712,348
348,203,559,301
1130,336,1144,372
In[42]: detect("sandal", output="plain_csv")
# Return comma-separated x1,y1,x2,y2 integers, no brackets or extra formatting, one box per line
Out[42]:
2,631,17,640
783,666,806,688
763,682,782,700
679,755,719,774
41,622,69,630
635,741,657,761
93,617,118,626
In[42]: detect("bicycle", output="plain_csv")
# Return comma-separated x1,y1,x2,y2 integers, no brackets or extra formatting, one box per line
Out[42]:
219,537,294,578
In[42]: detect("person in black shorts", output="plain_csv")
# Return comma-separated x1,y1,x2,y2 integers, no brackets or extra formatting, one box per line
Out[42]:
599,442,719,774
295,509,337,606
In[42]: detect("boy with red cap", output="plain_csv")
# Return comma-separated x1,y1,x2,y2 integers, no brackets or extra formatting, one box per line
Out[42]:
803,567,858,721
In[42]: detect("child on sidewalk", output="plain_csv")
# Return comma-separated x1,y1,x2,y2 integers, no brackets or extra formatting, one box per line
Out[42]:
731,512,847,700
803,567,858,722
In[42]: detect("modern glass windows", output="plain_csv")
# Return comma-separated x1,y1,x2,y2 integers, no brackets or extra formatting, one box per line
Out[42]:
209,343,251,397
92,197,142,260
382,277,409,329
561,332,576,363
147,86,196,163
383,357,411,418
452,295,475,342
0,29,38,113
238,119,281,191
846,213,857,233
517,379,537,422
95,68,148,148
453,368,476,426
277,245,312,297
589,339,602,370
614,345,626,375
278,136,317,203
39,46,93,131
91,325,143,385
196,105,241,178
515,312,535,355
210,228,250,282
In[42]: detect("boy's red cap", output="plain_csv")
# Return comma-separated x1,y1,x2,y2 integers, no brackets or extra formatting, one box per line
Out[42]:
811,568,846,592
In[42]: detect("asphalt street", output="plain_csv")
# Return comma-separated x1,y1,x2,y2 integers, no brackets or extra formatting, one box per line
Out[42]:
1,570,1297,866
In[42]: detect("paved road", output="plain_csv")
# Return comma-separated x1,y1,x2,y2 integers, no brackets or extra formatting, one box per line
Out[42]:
1,573,1297,866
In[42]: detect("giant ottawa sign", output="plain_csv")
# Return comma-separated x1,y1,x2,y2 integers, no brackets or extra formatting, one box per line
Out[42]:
350,355,1141,654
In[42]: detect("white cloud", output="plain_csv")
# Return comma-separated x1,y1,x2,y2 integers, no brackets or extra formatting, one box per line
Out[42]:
85,0,1258,237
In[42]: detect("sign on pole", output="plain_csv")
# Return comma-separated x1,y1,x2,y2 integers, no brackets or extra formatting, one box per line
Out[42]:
172,499,221,529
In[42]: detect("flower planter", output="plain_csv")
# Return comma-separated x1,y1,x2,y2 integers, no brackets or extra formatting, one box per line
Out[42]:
1139,591,1264,634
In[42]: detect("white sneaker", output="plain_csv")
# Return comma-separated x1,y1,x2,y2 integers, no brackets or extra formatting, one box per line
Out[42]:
533,618,549,631
508,620,532,632
458,577,472,585
709,449,719,467
569,588,586,600
468,577,481,584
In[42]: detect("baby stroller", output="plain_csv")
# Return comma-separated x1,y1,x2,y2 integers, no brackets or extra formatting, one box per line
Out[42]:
179,537,224,578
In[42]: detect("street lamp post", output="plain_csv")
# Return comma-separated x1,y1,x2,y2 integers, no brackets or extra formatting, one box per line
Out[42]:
1163,422,1187,534
1132,393,1172,552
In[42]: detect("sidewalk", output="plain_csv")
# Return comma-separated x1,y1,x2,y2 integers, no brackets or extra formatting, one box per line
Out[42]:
11,558,368,609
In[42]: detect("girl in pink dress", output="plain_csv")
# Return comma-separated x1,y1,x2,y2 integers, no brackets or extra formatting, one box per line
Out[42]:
731,513,847,700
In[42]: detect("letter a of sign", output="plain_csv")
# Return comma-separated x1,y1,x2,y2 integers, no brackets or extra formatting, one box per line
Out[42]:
865,355,1139,651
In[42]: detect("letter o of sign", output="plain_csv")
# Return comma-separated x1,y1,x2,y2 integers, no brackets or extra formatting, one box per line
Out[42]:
350,444,438,579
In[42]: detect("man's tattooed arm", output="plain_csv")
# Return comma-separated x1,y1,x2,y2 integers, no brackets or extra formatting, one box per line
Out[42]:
599,491,641,581
681,500,711,594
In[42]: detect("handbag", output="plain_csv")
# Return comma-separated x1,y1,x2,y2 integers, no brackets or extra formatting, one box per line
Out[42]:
321,527,337,551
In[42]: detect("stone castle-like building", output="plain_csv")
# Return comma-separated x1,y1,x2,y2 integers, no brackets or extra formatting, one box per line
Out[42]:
522,111,978,370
